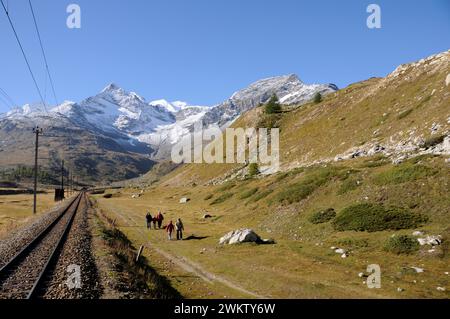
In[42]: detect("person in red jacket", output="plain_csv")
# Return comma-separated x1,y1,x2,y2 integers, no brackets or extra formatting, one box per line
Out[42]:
166,220,175,240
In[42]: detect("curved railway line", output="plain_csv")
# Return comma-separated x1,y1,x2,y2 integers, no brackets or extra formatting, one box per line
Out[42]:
0,192,85,299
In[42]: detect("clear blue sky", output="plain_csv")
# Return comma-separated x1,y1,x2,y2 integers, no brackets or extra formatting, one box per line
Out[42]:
0,0,449,112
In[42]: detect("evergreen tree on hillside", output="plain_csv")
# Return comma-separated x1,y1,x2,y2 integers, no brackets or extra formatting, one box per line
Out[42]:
313,92,322,104
264,94,281,114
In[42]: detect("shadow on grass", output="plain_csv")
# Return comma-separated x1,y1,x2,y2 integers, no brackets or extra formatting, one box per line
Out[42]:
184,235,209,241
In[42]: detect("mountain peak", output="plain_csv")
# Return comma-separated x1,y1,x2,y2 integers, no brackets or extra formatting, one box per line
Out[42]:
101,83,122,93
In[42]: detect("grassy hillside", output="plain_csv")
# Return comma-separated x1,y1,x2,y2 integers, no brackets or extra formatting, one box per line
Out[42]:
97,51,449,298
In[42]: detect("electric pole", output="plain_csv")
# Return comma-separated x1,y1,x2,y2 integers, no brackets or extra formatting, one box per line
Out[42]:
61,159,65,199
32,126,43,214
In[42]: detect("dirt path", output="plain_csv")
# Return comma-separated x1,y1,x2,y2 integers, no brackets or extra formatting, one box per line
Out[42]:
106,207,265,298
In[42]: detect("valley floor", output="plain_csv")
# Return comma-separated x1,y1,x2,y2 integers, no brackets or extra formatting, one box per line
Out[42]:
94,165,449,299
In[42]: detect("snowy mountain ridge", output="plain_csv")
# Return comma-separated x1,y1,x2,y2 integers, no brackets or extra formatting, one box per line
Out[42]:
1,75,338,159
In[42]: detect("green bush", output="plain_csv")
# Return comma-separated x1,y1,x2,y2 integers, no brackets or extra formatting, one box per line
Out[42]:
248,163,259,177
239,188,259,199
332,203,428,232
374,163,437,185
313,92,322,104
210,192,234,205
309,208,336,224
384,235,419,254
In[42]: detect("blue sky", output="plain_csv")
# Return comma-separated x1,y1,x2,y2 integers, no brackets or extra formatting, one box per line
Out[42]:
0,0,449,112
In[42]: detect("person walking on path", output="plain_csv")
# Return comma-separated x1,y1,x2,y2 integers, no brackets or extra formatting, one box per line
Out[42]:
145,212,152,229
166,220,175,240
152,216,157,229
176,218,184,240
157,211,164,229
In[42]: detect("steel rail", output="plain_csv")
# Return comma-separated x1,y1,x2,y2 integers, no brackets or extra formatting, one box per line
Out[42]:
0,192,83,298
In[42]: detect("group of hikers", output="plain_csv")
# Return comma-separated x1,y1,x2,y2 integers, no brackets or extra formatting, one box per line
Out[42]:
145,211,184,240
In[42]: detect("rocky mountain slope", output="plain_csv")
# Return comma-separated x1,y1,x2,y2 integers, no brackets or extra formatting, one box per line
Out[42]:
158,50,449,187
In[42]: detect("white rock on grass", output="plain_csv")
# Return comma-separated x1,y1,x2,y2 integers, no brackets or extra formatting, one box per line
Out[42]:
417,235,442,246
436,287,446,292
446,73,450,86
179,197,190,203
412,231,424,236
335,248,346,254
219,229,274,245
411,267,424,273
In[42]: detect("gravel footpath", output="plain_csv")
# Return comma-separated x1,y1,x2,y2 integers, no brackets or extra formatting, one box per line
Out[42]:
43,194,102,299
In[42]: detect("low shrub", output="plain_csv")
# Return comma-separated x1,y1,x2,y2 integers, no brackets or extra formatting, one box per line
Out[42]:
309,208,336,224
275,167,348,204
384,235,419,254
239,188,259,199
210,192,234,205
218,183,236,192
249,189,273,203
332,203,428,232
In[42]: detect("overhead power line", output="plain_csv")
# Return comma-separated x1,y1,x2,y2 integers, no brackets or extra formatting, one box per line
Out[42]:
0,86,17,107
28,0,58,105
1,0,48,112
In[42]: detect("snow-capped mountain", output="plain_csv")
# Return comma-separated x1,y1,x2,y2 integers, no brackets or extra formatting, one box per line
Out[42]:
149,99,208,114
0,75,337,181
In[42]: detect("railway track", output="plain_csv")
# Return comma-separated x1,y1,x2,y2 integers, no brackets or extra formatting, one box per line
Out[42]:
0,192,85,299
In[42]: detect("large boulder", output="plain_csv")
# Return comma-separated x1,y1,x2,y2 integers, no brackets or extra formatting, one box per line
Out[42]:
219,229,274,245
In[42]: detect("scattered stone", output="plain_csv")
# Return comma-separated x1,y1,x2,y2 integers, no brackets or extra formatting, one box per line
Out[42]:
335,248,346,254
358,272,365,278
397,287,404,292
179,197,190,203
445,272,449,275
411,267,424,273
330,246,336,250
437,287,446,292
446,73,450,86
131,194,140,199
203,214,212,219
219,229,274,245
417,235,442,246
412,231,424,236
341,253,348,258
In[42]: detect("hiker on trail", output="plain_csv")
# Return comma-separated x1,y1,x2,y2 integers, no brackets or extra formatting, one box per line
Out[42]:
166,220,175,240
157,211,164,229
176,218,184,240
145,212,152,229
152,216,157,229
